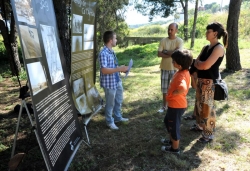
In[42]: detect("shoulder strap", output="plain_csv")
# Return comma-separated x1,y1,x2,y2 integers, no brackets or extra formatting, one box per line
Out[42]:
208,42,221,52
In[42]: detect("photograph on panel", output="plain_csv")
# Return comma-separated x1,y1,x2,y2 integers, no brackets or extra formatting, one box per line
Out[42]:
19,25,42,59
14,0,36,26
73,78,84,98
72,36,83,52
83,24,94,50
26,61,48,96
86,87,102,112
76,94,92,114
83,24,94,41
40,24,65,85
72,14,83,34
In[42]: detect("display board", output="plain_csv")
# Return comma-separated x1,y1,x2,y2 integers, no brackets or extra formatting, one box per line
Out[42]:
71,0,102,118
11,0,83,170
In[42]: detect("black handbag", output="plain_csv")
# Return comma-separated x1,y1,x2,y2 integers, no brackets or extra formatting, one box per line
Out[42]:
209,70,228,101
213,79,228,101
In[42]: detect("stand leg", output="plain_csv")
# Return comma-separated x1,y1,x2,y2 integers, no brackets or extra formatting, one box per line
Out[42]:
10,99,52,170
11,100,24,158
82,124,91,148
80,105,102,148
84,125,90,144
23,101,34,127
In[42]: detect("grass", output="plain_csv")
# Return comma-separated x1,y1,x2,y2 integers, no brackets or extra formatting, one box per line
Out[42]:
0,39,250,170
70,40,250,170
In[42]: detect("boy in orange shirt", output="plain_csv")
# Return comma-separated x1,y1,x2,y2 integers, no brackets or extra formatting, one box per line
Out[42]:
161,50,193,154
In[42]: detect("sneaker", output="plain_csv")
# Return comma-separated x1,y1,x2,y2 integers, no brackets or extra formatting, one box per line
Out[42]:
161,146,180,155
157,107,166,113
161,138,172,146
108,123,119,130
115,118,129,123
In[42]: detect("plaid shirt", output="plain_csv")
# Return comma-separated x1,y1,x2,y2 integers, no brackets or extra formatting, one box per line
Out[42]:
99,46,120,89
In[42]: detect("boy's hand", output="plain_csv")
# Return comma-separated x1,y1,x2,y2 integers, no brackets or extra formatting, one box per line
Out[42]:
119,65,128,73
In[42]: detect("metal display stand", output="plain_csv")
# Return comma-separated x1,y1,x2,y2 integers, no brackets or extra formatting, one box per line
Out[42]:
9,89,50,171
81,104,102,148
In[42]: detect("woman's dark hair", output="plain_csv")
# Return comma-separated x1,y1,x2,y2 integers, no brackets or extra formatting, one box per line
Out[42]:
206,22,228,48
171,50,193,71
103,31,116,44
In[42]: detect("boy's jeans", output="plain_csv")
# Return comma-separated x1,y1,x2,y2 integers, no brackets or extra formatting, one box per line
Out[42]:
103,81,123,125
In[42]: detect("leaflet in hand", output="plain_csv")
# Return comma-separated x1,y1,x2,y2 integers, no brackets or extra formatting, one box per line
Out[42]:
124,59,133,79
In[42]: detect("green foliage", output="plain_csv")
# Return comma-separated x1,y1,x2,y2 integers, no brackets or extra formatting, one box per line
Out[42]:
0,36,7,59
129,20,171,29
129,25,166,37
0,63,12,78
0,143,8,152
129,1,250,42
179,13,210,39
0,35,23,64
207,12,228,29
211,3,220,13
204,2,221,13
115,43,160,68
116,22,130,48
96,0,130,51
237,38,250,49
11,68,27,81
238,9,250,38
134,0,177,21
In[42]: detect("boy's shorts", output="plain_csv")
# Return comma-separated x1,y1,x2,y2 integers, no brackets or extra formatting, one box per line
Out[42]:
161,70,175,93
164,107,186,141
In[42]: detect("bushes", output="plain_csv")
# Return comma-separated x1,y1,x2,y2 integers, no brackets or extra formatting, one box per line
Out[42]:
130,25,166,37
0,35,23,64
178,13,210,39
0,36,7,61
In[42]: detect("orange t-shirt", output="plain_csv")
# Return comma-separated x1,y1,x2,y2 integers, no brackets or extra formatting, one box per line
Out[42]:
166,70,190,108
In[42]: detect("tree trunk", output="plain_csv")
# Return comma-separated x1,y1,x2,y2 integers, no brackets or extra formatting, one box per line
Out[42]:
226,0,242,71
53,0,71,75
0,10,21,76
183,0,188,41
190,0,199,49
9,11,21,75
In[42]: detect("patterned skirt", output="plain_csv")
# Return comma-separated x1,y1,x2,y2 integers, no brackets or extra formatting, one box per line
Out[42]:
195,78,216,139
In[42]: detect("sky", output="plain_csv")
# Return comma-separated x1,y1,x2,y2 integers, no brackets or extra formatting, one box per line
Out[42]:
125,0,230,25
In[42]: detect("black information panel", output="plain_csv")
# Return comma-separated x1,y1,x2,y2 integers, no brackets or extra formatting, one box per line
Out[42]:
11,0,83,170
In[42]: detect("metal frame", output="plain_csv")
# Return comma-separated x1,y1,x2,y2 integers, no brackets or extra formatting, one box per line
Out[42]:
81,104,102,147
10,98,51,170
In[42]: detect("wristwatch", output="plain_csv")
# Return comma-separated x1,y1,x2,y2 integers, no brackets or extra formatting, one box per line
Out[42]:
162,50,168,54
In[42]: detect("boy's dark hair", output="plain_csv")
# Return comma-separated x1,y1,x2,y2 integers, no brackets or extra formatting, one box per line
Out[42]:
103,31,116,44
171,50,193,70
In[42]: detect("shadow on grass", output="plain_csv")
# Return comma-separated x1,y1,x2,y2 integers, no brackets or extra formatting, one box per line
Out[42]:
0,110,46,171
0,89,247,171
0,100,245,171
